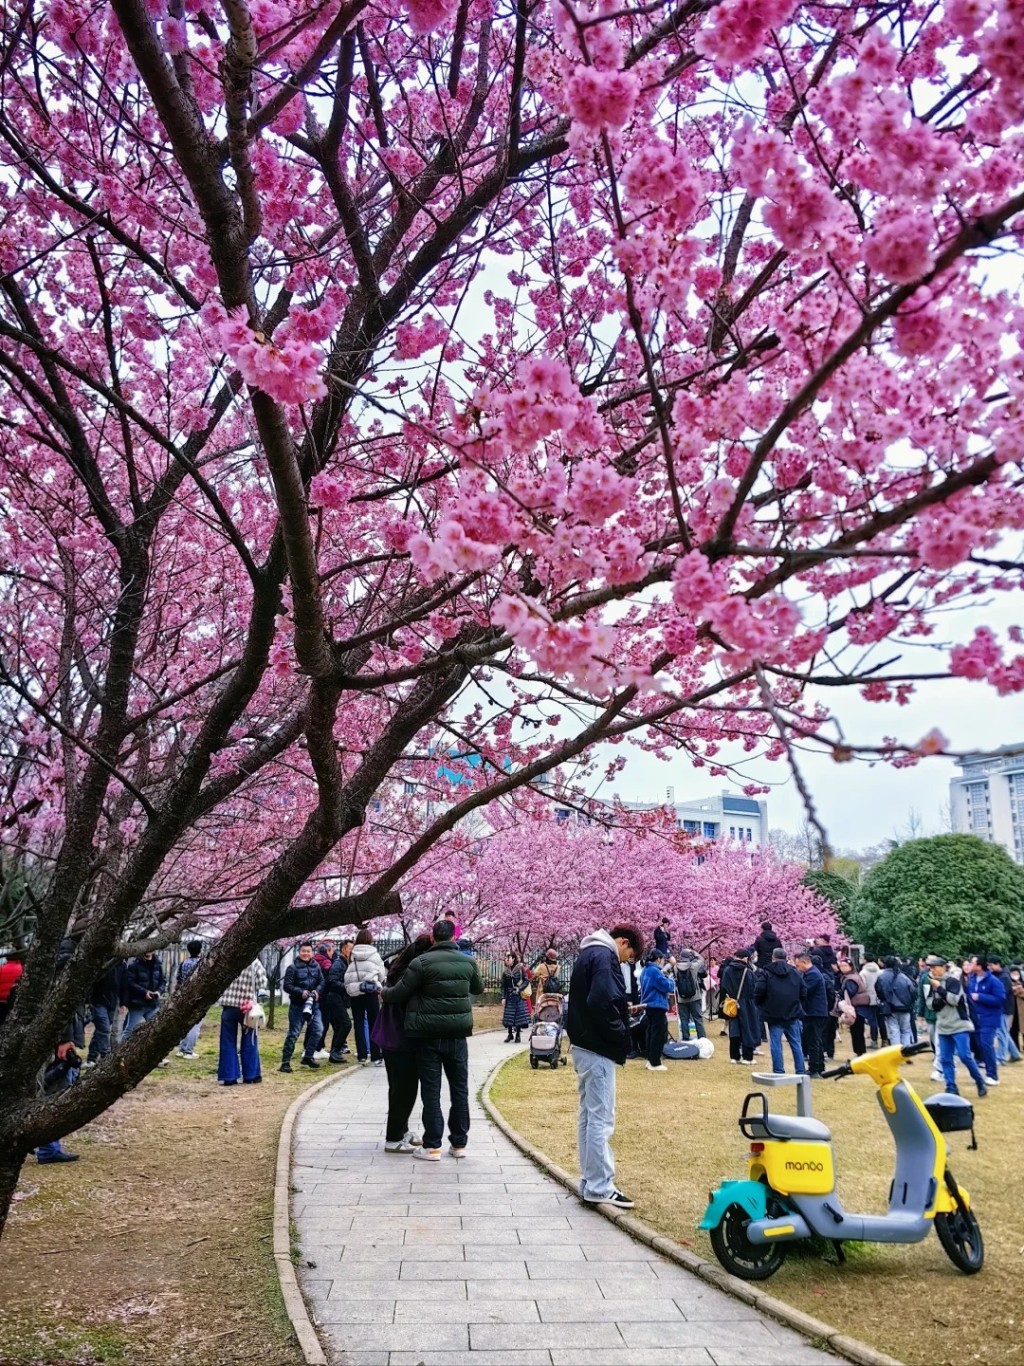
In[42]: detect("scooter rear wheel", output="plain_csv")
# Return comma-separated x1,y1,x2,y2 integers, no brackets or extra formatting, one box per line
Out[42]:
709,1202,787,1281
935,1207,984,1274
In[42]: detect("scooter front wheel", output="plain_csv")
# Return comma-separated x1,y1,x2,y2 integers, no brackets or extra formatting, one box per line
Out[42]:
935,1207,984,1274
709,1202,787,1281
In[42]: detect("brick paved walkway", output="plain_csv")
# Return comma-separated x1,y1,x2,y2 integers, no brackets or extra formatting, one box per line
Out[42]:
291,1032,834,1366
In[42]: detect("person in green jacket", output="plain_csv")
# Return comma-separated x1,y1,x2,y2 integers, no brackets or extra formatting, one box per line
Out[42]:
382,919,484,1161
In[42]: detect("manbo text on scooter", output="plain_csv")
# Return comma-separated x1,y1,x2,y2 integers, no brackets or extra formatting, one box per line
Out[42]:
699,1041,983,1279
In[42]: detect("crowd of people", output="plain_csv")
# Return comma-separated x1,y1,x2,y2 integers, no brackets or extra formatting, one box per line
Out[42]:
4,909,1022,1180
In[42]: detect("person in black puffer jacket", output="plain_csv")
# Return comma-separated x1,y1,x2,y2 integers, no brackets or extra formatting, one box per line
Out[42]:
319,940,353,1062
279,943,325,1072
87,960,125,1063
753,921,782,969
122,953,167,1039
565,924,644,1212
382,919,483,1159
753,948,807,1075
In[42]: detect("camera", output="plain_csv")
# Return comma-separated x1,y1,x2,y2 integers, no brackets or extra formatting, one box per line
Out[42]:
302,997,314,1019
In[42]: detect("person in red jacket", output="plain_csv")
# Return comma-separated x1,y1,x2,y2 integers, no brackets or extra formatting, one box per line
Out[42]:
0,952,25,1028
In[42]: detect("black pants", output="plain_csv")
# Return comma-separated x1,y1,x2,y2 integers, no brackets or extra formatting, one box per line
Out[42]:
824,1016,838,1059
849,1016,866,1056
416,1037,470,1150
645,1008,668,1066
319,993,351,1057
351,994,382,1062
384,1049,420,1142
803,1017,826,1074
729,1029,753,1062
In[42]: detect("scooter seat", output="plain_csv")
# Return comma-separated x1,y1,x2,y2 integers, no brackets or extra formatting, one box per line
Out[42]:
745,1114,831,1142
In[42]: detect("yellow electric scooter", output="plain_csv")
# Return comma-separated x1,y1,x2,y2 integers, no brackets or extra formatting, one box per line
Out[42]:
700,1041,983,1279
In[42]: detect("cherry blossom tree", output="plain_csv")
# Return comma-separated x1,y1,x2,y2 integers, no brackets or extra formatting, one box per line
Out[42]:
1,0,1023,1230
402,817,834,959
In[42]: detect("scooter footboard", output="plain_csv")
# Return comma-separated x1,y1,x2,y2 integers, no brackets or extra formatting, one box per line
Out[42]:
793,1197,932,1245
745,1211,812,1244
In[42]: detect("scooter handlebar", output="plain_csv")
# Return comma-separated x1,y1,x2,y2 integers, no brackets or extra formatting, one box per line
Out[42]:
901,1040,933,1057
820,1061,853,1080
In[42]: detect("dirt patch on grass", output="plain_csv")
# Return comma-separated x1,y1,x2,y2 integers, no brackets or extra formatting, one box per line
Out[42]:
0,1017,329,1366
490,1036,1023,1366
0,1003,502,1366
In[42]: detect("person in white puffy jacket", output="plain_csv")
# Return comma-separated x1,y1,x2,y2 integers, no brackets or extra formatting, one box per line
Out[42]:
345,929,388,1064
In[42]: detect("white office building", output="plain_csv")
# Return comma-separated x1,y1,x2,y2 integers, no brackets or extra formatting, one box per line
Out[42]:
949,743,1024,864
624,789,769,846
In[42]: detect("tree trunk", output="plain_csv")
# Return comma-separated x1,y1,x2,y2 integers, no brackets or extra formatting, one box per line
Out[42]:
0,1150,28,1241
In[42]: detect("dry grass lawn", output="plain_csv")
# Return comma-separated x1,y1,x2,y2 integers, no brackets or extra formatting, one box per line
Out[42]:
490,1032,1023,1366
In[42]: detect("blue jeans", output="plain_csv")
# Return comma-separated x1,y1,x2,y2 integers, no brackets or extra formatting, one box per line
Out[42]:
180,1020,202,1054
995,1017,1021,1063
122,1002,159,1038
768,1020,805,1074
976,1023,999,1080
416,1037,470,1150
87,1004,121,1061
677,1000,705,1040
938,1031,986,1091
572,1045,617,1202
884,1011,914,1047
282,1000,322,1064
218,1006,261,1082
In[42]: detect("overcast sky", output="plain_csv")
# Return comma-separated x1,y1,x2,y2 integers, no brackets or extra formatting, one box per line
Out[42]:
604,592,1022,850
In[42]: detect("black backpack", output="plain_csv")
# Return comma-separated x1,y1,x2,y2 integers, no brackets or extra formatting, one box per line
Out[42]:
675,964,697,998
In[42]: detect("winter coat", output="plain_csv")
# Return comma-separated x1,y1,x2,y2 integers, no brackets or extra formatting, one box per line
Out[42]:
814,943,839,978
283,959,324,1004
123,956,167,1008
313,949,334,977
532,958,564,1000
991,968,1015,1017
566,929,631,1065
90,961,124,1011
799,965,829,1018
653,926,671,956
0,959,23,1004
673,950,706,1002
640,961,675,1011
860,961,881,1005
719,956,760,1051
967,969,1005,1027
753,928,782,969
753,960,804,1023
923,973,973,1036
344,943,388,998
501,967,532,1031
876,967,916,1014
323,954,350,999
381,941,483,1039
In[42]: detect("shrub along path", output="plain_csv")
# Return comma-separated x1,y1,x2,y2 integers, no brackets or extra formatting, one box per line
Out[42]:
291,1032,832,1366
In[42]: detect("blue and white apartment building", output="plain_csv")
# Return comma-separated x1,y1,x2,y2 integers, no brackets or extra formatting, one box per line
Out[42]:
949,742,1024,865
624,789,769,846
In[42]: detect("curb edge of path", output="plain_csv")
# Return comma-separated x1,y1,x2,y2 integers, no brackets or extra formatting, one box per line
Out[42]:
480,1053,905,1366
274,1063,359,1366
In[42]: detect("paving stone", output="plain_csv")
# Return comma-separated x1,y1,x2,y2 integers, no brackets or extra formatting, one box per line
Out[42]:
527,1258,658,1279
466,1279,600,1301
323,1323,470,1351
400,1259,526,1280
388,1353,553,1366
310,1299,396,1323
552,1352,714,1365
620,1320,782,1350
537,1297,686,1322
394,1299,540,1324
471,1322,625,1351
330,1278,467,1300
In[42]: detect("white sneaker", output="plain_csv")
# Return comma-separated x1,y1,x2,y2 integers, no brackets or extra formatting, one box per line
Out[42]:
157,1057,170,1067
384,1139,415,1154
413,1147,441,1162
985,1077,1000,1086
930,1070,944,1082
449,1146,467,1159
313,1050,329,1060
645,1063,667,1071
404,1131,422,1147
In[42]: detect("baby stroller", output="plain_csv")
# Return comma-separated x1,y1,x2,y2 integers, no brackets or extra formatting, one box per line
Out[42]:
529,993,568,1070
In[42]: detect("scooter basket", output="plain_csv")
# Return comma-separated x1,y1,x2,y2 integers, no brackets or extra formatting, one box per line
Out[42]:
924,1092,977,1149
